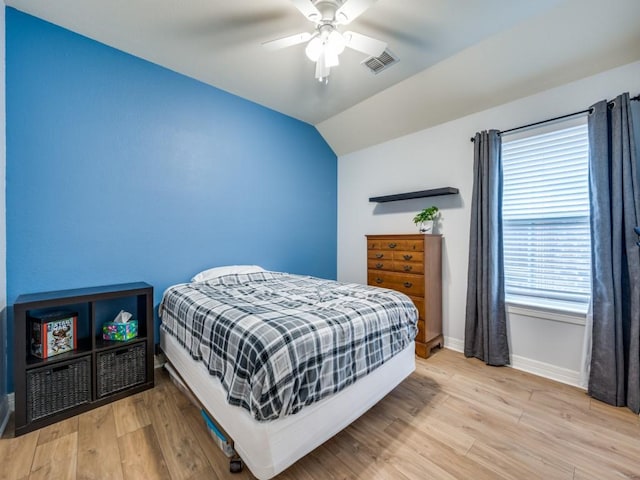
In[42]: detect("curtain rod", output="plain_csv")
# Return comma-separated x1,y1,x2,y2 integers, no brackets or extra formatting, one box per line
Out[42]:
469,94,640,142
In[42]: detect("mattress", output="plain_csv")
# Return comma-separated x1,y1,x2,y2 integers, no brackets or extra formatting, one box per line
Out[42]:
162,332,415,479
159,271,418,421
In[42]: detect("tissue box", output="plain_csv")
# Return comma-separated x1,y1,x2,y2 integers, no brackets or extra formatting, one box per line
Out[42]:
30,311,78,358
102,320,138,341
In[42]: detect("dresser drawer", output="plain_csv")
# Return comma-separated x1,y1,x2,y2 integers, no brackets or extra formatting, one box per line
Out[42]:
368,250,389,261
367,239,424,252
367,271,424,296
392,251,424,263
367,250,424,264
392,261,423,274
367,258,424,274
368,259,392,271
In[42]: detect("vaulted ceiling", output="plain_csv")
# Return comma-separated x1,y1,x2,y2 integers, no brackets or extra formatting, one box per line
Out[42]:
7,0,640,155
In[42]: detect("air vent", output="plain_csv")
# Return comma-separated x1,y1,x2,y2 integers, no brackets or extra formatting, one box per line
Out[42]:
362,49,398,74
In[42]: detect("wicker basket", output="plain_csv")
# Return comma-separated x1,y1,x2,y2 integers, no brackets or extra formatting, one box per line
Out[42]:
26,355,91,423
96,342,146,398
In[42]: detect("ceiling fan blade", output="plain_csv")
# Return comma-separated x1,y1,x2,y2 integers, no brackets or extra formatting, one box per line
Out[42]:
262,32,313,51
336,0,378,24
343,31,387,57
290,0,322,22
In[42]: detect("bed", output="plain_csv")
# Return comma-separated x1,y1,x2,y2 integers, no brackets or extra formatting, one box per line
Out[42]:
159,266,417,479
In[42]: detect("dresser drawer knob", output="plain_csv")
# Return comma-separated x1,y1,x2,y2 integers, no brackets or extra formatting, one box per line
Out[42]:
376,278,383,284
403,282,413,288
403,254,413,260
388,243,397,248
403,265,413,272
375,263,383,269
375,253,384,259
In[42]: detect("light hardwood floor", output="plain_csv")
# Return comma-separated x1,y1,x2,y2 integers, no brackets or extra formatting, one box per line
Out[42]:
2,348,639,480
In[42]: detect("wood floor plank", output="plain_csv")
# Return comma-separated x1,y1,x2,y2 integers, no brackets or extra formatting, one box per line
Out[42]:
36,417,78,446
384,417,499,480
76,404,124,480
118,424,171,480
465,440,571,480
572,462,639,480
178,402,253,480
276,460,316,480
385,441,459,480
385,377,449,415
405,412,475,456
164,375,200,411
113,392,152,438
416,358,535,406
29,432,77,480
321,428,410,480
346,413,457,480
523,393,640,446
305,445,357,480
429,351,571,397
439,373,526,420
528,387,592,416
518,410,640,475
428,394,577,475
145,383,211,480
7,349,640,480
589,397,640,425
525,389,640,439
0,426,39,480
183,465,224,480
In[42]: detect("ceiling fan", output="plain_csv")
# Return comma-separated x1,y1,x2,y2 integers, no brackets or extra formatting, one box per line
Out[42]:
262,0,387,83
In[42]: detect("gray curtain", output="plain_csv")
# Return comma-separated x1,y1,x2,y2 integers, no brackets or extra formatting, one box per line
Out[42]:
588,93,640,413
464,130,510,366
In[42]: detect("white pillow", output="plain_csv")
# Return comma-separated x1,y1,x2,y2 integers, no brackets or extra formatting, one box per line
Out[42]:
191,265,265,283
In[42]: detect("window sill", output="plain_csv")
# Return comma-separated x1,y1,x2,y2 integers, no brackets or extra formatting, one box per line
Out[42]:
506,297,588,326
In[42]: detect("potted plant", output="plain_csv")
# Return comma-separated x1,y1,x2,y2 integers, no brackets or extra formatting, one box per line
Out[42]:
413,206,439,233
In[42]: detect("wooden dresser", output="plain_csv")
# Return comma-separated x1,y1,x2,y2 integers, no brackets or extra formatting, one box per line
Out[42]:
366,234,443,358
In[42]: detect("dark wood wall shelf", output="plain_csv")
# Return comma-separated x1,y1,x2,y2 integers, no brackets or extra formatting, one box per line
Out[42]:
369,187,459,203
13,282,154,436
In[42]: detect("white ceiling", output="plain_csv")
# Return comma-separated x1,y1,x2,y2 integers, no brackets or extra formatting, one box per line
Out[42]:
6,0,640,155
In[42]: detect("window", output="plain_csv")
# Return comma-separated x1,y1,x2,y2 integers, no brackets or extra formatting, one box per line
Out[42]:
502,120,591,312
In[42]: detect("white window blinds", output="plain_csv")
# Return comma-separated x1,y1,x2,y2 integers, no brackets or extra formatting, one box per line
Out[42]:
502,122,591,307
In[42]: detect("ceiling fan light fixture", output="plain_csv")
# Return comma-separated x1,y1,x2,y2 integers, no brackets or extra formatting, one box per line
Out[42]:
325,48,340,68
327,29,346,55
315,51,330,81
306,27,343,73
264,0,385,84
305,36,323,61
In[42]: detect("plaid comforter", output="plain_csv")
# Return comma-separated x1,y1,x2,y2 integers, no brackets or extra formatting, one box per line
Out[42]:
159,271,417,421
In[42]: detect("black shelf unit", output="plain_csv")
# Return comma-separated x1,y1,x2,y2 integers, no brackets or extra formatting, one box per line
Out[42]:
13,282,154,436
369,187,459,203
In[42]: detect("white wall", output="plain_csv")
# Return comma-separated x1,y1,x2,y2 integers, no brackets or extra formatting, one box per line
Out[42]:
0,3,9,436
338,60,640,387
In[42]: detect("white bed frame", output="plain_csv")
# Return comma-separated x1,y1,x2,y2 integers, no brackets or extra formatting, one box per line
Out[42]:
161,332,415,479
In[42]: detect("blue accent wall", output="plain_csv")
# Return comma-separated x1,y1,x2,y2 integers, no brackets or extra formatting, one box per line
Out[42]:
5,8,337,391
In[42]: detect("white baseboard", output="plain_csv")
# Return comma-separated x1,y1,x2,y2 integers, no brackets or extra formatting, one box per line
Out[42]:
444,336,463,352
154,353,166,369
0,394,10,437
510,354,583,388
442,337,583,389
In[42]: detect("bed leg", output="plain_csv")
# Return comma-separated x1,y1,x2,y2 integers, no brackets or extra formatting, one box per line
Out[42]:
230,455,243,474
